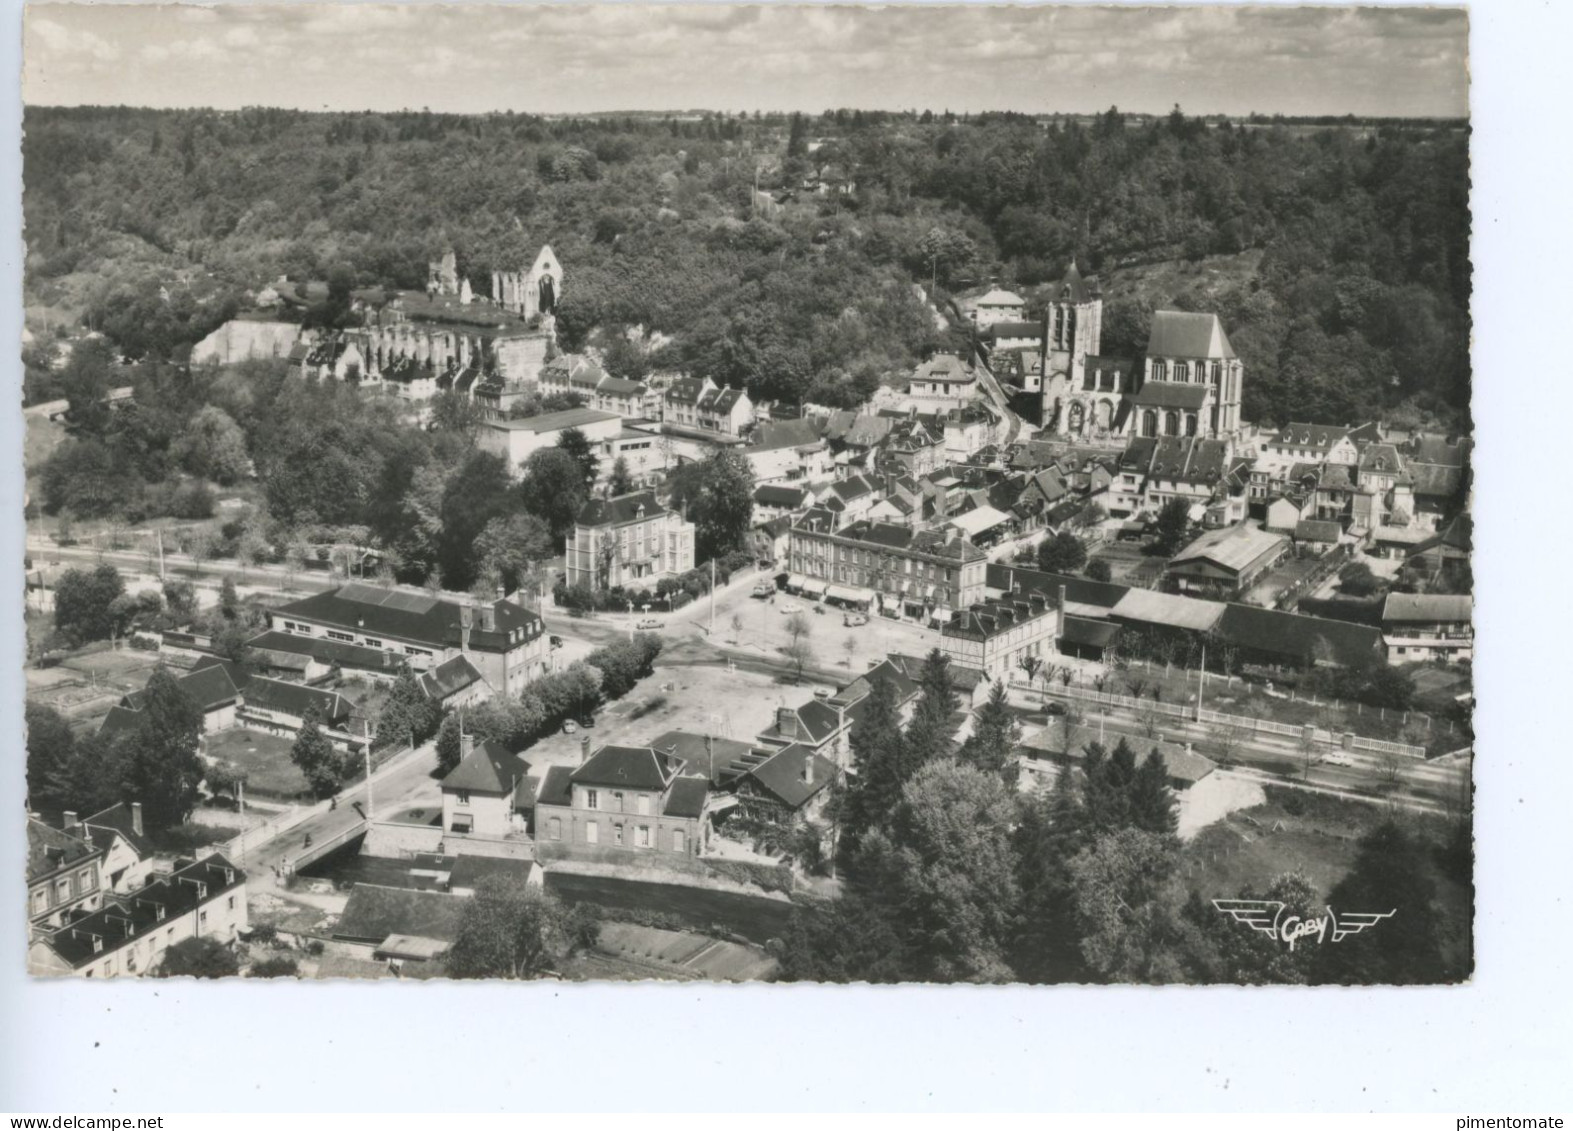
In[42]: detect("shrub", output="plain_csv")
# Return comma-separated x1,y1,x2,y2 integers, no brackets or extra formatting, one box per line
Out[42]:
248,956,300,978
703,858,795,895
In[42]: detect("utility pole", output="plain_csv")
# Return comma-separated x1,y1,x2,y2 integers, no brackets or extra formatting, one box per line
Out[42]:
365,742,375,824
710,556,716,636
156,527,166,582
1196,642,1206,722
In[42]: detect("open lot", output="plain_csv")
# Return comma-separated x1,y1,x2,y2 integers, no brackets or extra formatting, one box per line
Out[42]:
205,727,310,799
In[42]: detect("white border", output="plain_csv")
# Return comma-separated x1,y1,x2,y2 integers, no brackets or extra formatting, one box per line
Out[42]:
3,0,1571,1113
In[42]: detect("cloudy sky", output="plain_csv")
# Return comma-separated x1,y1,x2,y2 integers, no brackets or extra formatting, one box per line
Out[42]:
23,4,1468,118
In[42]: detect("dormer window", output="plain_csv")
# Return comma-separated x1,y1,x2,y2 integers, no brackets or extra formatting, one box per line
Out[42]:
156,905,166,922
92,938,103,954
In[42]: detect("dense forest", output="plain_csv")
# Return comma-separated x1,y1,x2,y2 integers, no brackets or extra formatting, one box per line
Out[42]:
23,104,1470,428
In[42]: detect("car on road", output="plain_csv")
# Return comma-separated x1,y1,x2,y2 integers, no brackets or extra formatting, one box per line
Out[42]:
1320,752,1356,768
778,603,801,615
637,618,661,631
562,720,578,735
843,613,869,627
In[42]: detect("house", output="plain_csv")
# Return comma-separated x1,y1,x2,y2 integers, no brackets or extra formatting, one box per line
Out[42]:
599,426,672,492
752,516,793,567
754,483,816,524
648,730,764,788
27,854,248,978
1265,492,1315,534
881,418,946,478
27,818,105,928
269,582,549,700
440,736,533,839
1263,423,1360,466
246,629,404,682
662,375,717,430
1213,603,1385,671
822,473,882,523
477,408,623,476
563,490,697,592
332,883,466,969
744,418,833,485
1405,435,1471,524
695,385,754,436
592,376,658,419
77,802,156,895
987,319,1045,353
969,287,1028,327
1380,593,1473,664
941,592,1058,680
104,658,247,738
533,745,710,858
1164,524,1289,597
1293,519,1343,553
732,743,838,824
418,654,492,710
907,354,978,406
238,677,362,750
788,514,988,624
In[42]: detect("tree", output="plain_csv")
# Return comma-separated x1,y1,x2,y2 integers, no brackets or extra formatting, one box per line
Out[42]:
1011,762,1091,982
53,563,126,645
436,450,516,592
435,711,465,777
1339,560,1381,597
219,576,240,620
25,702,77,811
1210,718,1250,767
1130,749,1178,835
117,669,205,829
248,956,300,978
672,447,756,562
1087,559,1113,583
904,648,959,765
607,456,634,498
1185,870,1320,985
1153,499,1191,556
855,761,1021,982
290,705,343,799
774,890,913,984
555,427,599,491
447,877,593,979
155,936,239,978
376,669,443,750
474,513,552,594
174,405,249,485
1311,819,1452,985
1018,653,1043,688
1037,530,1087,573
782,611,815,682
1068,827,1200,983
519,447,589,543
842,676,910,849
958,681,1020,779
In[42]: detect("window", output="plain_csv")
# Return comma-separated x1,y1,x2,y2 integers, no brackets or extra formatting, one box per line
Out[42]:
672,829,686,854
456,791,471,805
92,937,104,954
228,896,236,911
548,817,562,841
637,794,651,816
199,910,208,930
363,638,383,649
614,824,625,846
326,630,355,643
613,791,625,812
79,869,96,893
636,826,650,848
585,822,599,845
450,817,472,834
56,879,69,903
585,789,599,810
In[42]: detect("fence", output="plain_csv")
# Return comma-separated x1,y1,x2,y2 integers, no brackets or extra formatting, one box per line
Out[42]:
218,801,317,863
1013,680,1427,760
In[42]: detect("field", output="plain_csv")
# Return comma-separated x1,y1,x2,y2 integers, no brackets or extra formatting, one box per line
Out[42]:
205,728,310,799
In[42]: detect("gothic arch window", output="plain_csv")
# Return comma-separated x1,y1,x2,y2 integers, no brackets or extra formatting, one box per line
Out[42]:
1210,406,1220,434
1095,399,1114,431
1211,362,1222,386
1185,413,1198,437
1174,361,1189,382
1142,410,1158,438
1067,401,1085,434
1164,411,1180,436
538,275,556,314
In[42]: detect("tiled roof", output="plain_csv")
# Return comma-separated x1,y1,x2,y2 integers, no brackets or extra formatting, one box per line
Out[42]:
1146,311,1236,359
273,584,541,653
1059,616,1122,650
575,490,668,528
83,802,153,858
1215,604,1383,669
243,677,350,722
648,731,759,786
487,408,619,433
663,776,710,820
1130,381,1210,411
34,855,245,968
1169,524,1288,574
248,630,393,673
1111,589,1227,633
1381,593,1472,626
333,884,466,945
1294,519,1343,543
988,320,1043,340
745,744,835,809
1052,260,1098,304
98,704,144,739
27,818,100,884
755,484,807,508
986,563,1130,609
1273,423,1351,451
442,740,529,795
419,654,487,700
975,288,1026,307
448,856,536,891
573,745,685,791
536,765,574,808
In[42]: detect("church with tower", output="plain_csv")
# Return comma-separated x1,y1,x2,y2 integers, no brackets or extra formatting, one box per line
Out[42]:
1032,261,1242,444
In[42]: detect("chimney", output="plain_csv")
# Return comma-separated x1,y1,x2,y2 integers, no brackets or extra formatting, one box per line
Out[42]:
1057,584,1067,641
803,756,814,786
776,706,799,739
460,733,474,761
131,802,143,837
580,734,592,765
460,604,473,651
63,810,78,834
497,584,507,606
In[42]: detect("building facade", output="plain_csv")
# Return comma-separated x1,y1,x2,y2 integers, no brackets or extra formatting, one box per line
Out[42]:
534,746,709,858
788,516,988,622
564,491,697,592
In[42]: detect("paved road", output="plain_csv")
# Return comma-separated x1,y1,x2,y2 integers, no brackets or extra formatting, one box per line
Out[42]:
235,739,442,890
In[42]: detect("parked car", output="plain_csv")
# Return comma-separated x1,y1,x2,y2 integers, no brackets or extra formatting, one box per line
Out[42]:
843,613,869,627
1321,752,1356,768
549,635,563,649
637,618,661,630
778,603,801,615
577,716,596,729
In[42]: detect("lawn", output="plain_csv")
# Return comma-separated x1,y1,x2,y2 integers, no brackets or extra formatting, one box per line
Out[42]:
205,728,310,799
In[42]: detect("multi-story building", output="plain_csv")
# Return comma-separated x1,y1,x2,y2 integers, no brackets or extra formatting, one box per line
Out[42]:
440,736,533,840
598,428,671,492
788,515,988,622
695,385,753,436
908,354,979,407
1380,593,1473,664
27,818,104,929
268,582,549,701
564,491,696,592
662,376,716,430
969,287,1028,328
533,745,710,858
477,408,623,476
27,854,248,978
941,592,1058,680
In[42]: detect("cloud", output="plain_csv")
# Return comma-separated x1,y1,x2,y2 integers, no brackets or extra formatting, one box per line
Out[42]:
27,15,121,63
